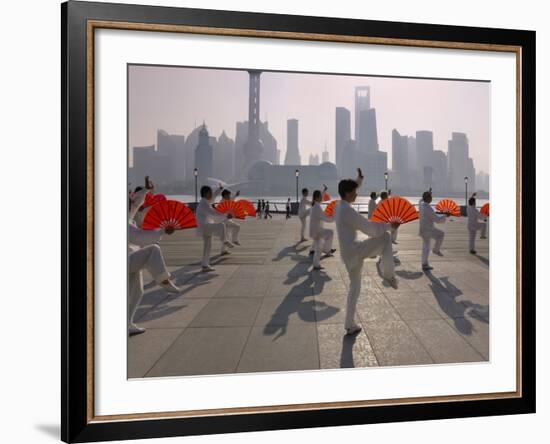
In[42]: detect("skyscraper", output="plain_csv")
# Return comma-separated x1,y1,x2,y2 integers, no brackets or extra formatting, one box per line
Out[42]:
213,130,235,183
357,108,379,153
448,132,470,193
309,153,320,166
335,107,351,174
195,124,213,181
285,118,301,165
322,147,329,163
416,130,434,170
242,70,264,178
392,129,409,189
354,86,371,141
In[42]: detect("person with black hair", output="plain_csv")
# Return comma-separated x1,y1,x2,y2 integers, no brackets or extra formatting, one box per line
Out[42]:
285,197,291,219
220,188,242,245
264,200,273,219
196,184,234,272
298,184,327,242
418,189,448,270
367,191,378,220
309,189,336,270
467,195,487,254
256,199,262,219
335,169,398,335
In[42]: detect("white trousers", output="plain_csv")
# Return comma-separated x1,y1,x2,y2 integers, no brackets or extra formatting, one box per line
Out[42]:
201,223,227,267
343,232,394,329
420,227,445,265
312,229,334,268
391,227,398,243
299,216,307,240
128,244,170,327
468,223,487,251
225,219,240,243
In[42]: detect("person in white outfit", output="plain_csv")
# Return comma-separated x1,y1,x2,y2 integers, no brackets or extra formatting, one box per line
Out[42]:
367,192,378,220
467,196,488,254
128,177,180,336
298,188,312,242
309,189,336,270
378,190,399,244
418,190,449,270
335,169,398,335
196,185,234,272
220,188,241,245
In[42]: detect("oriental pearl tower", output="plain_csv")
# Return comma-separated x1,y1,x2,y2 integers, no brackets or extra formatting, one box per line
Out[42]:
242,70,264,178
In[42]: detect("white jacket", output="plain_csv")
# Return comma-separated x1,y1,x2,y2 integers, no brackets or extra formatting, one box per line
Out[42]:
196,189,225,236
335,200,390,266
368,198,378,219
309,203,333,238
129,188,150,223
467,204,485,230
418,201,446,236
298,197,311,219
128,221,162,253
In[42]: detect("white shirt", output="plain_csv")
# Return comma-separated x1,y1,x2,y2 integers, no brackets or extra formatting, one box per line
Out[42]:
418,201,446,236
298,196,311,219
368,198,378,219
128,188,150,222
196,189,225,235
335,200,390,265
309,203,333,238
467,204,485,230
128,221,162,253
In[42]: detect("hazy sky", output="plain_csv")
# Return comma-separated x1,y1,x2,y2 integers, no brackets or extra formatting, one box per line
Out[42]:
129,65,490,172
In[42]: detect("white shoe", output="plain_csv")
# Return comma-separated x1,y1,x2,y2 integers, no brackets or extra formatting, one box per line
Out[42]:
422,264,434,271
385,277,399,289
345,325,362,335
201,265,216,272
129,324,146,336
432,250,443,256
160,280,181,294
233,240,241,246
220,250,231,256
224,241,235,249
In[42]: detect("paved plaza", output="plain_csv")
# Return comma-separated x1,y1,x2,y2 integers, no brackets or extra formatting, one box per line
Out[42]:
128,215,489,378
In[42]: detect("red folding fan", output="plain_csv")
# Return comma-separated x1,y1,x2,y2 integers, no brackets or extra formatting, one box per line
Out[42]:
142,200,197,230
371,196,418,225
435,198,461,217
215,200,247,219
143,192,167,208
322,192,331,202
480,203,490,216
324,200,338,217
238,199,257,217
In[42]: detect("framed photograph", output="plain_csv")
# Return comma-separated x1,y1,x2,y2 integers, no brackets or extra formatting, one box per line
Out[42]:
62,1,535,442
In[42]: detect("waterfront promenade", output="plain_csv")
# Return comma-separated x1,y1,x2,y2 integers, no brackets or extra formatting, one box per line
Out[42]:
128,215,489,378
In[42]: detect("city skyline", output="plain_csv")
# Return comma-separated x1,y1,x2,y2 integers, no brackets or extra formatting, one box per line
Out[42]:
128,65,491,173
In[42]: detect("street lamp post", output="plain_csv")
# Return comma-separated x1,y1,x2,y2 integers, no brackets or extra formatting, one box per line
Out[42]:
295,169,300,203
194,168,198,211
464,176,469,205
384,171,389,191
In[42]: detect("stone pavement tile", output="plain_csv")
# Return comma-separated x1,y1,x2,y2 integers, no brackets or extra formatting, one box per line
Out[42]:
213,277,270,298
407,319,485,363
190,298,262,327
134,289,171,320
146,327,250,377
311,275,348,295
461,260,489,272
317,324,378,369
387,297,443,321
128,328,184,378
313,292,347,324
443,316,490,360
137,297,210,328
356,291,402,323
363,320,433,366
231,265,273,279
417,292,469,319
266,275,314,298
255,296,317,327
237,325,319,373
176,274,229,299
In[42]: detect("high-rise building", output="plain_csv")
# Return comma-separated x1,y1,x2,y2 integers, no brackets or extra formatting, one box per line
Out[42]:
354,86,371,141
157,130,185,183
357,108,379,154
309,153,320,166
448,132,470,192
416,130,434,170
213,130,235,183
322,147,329,163
476,171,490,192
391,129,409,190
195,124,213,181
335,107,351,174
431,150,448,193
407,136,417,171
242,70,264,178
130,144,157,185
234,120,279,181
285,118,301,165
341,140,358,179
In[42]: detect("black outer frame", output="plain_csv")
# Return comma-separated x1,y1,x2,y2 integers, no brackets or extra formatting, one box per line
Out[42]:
61,1,536,442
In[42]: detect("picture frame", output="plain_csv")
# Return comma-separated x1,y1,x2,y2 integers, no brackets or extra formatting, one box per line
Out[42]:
61,1,536,442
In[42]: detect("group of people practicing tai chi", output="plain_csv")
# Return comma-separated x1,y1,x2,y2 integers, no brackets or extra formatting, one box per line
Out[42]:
127,170,488,337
